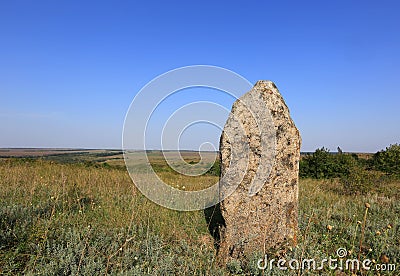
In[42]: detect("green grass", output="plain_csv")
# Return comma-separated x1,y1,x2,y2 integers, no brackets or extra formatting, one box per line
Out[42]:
0,158,398,275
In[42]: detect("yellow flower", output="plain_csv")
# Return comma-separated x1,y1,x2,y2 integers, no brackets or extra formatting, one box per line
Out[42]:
327,225,333,231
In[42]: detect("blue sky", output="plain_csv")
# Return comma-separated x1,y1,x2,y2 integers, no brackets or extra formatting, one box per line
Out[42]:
1,0,399,152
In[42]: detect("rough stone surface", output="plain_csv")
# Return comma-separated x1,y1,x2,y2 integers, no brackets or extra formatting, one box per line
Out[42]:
217,80,301,265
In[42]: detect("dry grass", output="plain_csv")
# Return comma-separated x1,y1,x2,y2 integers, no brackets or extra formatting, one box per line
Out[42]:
0,158,398,275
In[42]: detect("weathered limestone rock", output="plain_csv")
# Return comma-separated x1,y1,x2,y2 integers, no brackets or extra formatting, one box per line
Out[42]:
217,80,301,265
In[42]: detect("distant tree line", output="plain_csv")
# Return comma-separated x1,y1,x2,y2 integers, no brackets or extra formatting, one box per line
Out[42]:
300,144,400,179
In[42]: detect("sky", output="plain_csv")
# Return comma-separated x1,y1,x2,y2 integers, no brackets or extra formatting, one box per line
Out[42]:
1,0,399,152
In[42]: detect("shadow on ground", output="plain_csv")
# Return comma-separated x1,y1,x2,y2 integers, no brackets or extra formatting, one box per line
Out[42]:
204,203,225,250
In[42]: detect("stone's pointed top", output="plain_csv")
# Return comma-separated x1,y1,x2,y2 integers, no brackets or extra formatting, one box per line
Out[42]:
254,80,277,90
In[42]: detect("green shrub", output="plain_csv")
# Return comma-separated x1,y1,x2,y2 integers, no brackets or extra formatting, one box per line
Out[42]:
205,159,221,176
300,147,359,179
340,166,378,195
372,144,400,175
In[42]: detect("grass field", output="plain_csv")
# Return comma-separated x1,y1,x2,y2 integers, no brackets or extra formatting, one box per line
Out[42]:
0,152,398,275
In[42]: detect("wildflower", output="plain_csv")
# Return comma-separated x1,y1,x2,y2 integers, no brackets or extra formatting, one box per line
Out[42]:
365,203,371,208
369,248,373,252
376,231,381,236
327,225,333,231
387,224,392,229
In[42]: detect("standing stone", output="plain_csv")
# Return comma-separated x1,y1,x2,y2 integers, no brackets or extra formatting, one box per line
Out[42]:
217,80,301,265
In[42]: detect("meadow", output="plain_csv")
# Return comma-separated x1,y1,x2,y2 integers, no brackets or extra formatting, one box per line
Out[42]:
0,150,398,275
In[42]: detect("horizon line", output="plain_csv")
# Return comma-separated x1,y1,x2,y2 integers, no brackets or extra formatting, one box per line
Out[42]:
0,147,378,154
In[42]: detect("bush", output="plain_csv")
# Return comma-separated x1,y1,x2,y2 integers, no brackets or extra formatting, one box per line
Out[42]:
300,147,332,179
205,160,221,176
300,147,359,179
340,166,378,195
372,144,400,175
